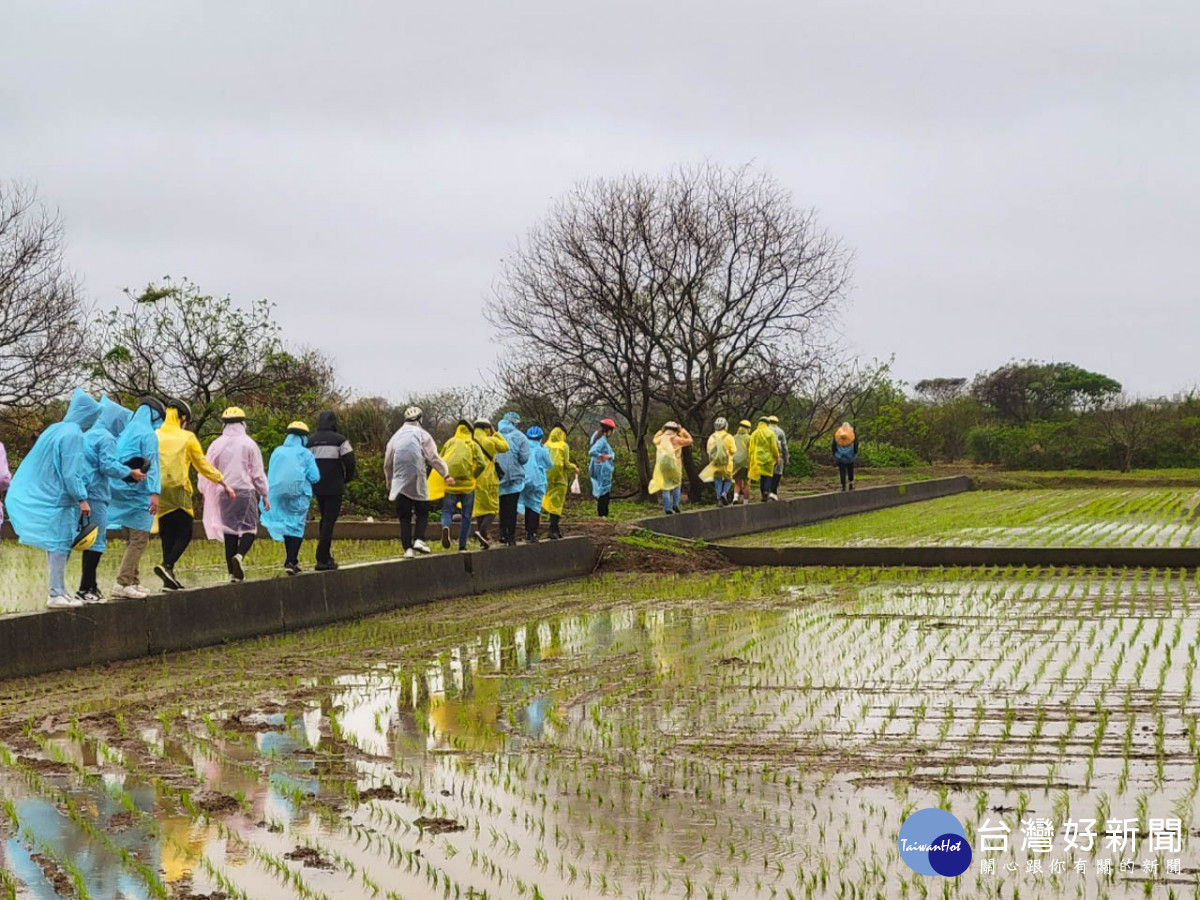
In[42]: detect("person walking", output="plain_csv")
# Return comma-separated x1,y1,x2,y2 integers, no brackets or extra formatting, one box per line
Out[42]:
154,399,234,591
767,415,790,497
519,425,554,541
648,422,693,515
542,424,578,539
704,418,736,506
5,388,102,608
470,419,509,549
384,406,452,558
108,397,165,599
261,422,320,574
833,422,860,491
749,416,781,501
200,407,270,583
308,410,357,571
433,420,488,551
78,398,142,602
731,420,752,505
588,419,617,517
496,412,531,546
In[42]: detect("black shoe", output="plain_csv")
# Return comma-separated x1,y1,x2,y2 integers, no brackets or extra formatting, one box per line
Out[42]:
284,562,300,576
848,483,854,491
527,533,539,543
474,530,490,550
314,560,338,571
549,531,562,540
664,509,674,516
672,507,681,515
154,564,182,591
229,553,245,581
441,527,451,549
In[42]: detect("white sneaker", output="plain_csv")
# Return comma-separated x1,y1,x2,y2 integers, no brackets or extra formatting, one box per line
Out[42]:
768,493,779,501
111,583,149,599
404,548,415,559
413,540,431,555
230,553,245,581
47,595,84,609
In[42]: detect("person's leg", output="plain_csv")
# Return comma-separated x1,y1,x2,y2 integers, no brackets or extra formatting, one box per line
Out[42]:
397,495,413,549
79,550,102,594
524,508,536,540
548,513,561,539
499,492,518,543
224,533,239,574
160,510,193,569
116,529,148,587
671,486,681,513
458,492,476,550
283,536,302,568
474,513,493,541
414,500,429,546
662,490,672,513
238,533,255,557
48,551,69,598
847,464,855,490
839,463,848,490
441,495,455,548
316,494,341,564
597,493,610,518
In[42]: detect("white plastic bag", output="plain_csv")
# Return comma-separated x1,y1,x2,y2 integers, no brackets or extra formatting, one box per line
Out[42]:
570,475,582,495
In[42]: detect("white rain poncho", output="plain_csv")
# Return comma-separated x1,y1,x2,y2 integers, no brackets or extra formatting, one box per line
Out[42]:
384,422,448,502
201,421,270,539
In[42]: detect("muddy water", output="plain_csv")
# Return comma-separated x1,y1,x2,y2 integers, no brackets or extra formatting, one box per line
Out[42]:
2,568,1200,899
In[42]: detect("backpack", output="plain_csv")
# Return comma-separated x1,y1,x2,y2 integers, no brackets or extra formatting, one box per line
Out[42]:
709,434,730,467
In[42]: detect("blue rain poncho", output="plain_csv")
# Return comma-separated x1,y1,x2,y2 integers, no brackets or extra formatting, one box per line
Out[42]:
82,398,134,553
496,419,531,495
5,388,101,553
261,434,320,541
518,441,554,514
588,432,615,498
107,402,164,533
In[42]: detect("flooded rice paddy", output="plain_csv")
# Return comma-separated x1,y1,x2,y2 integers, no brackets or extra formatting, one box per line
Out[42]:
3,566,1200,898
731,489,1200,549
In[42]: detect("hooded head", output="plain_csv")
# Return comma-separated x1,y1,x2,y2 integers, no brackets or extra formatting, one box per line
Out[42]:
738,419,752,432
473,418,493,434
548,425,567,444
498,418,517,436
64,387,102,431
503,411,521,424
137,396,166,427
455,419,473,439
767,416,780,425
287,421,310,437
96,397,132,437
316,410,338,432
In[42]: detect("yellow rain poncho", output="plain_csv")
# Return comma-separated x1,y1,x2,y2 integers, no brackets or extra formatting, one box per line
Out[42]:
732,424,752,475
429,424,488,499
542,427,575,516
699,429,736,482
156,407,226,519
747,420,780,482
471,426,509,517
647,427,693,494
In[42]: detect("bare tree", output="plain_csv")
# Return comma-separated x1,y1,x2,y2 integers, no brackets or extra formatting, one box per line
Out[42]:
0,182,87,415
488,164,853,498
90,277,286,437
1095,394,1159,473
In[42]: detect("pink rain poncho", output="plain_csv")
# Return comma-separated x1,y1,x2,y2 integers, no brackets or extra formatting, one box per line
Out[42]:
0,442,10,527
200,422,269,539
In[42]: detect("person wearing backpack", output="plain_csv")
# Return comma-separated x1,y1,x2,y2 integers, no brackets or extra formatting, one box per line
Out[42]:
588,418,617,517
832,422,860,491
430,420,489,551
470,419,509,549
731,420,752,505
703,418,737,506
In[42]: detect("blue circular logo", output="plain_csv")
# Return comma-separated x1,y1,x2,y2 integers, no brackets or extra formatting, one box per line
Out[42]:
898,808,972,877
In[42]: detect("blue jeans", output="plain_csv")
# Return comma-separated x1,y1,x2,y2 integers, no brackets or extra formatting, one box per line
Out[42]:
49,551,69,597
714,478,731,501
662,486,681,513
442,492,475,549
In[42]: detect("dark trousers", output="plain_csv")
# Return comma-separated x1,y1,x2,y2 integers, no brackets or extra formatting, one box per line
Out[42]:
315,493,342,563
596,493,611,517
284,536,303,566
499,492,520,544
79,550,102,593
839,463,855,488
548,513,562,538
474,513,494,539
223,533,255,572
525,509,541,539
397,494,428,550
759,476,775,500
159,510,193,568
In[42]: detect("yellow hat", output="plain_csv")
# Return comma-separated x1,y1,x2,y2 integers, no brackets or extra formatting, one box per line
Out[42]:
221,406,246,421
739,419,752,429
767,416,780,424
287,421,309,433
835,423,856,447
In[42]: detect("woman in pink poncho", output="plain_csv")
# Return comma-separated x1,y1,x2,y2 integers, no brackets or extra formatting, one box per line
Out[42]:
0,441,10,530
200,407,270,583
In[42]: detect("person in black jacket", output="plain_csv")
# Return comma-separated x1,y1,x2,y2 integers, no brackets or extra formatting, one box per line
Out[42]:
308,410,357,569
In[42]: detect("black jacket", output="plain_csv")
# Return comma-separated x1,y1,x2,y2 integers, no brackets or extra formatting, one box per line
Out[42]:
309,410,357,496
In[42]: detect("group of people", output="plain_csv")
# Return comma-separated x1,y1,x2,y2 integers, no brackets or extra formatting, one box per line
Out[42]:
0,391,353,608
0,388,861,609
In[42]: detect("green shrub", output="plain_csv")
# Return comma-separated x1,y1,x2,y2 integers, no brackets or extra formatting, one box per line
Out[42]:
859,441,919,468
785,443,814,478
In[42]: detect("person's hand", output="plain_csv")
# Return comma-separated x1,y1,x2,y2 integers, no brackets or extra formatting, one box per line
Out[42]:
445,475,457,486
224,484,237,500
149,494,159,515
128,468,146,483
262,497,271,512
598,454,610,462
79,500,91,516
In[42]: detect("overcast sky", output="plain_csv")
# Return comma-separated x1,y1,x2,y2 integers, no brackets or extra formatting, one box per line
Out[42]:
4,1,1197,401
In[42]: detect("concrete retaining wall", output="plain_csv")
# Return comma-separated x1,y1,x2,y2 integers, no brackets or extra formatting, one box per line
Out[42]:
716,545,1200,568
639,476,971,541
3,519,421,542
0,537,598,680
